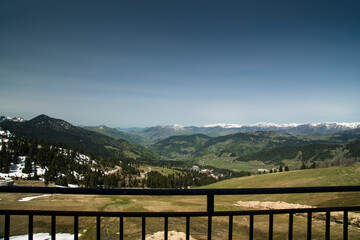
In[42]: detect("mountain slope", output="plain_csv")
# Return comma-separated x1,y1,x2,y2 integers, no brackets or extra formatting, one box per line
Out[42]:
83,125,147,145
203,164,360,189
149,131,339,161
0,114,155,159
120,122,360,143
149,130,360,171
150,134,212,161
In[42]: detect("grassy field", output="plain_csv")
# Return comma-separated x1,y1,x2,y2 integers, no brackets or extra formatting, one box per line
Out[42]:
1,165,360,239
196,155,274,172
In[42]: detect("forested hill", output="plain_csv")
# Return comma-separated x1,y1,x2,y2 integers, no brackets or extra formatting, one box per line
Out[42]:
150,131,338,159
83,125,147,145
149,130,360,168
0,114,155,160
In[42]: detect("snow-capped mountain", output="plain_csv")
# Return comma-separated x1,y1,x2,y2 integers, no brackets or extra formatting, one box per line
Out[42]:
201,122,360,129
201,123,244,128
201,122,360,135
158,124,184,131
0,116,26,123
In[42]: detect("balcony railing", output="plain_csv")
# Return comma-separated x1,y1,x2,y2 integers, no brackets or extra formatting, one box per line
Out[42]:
1,186,360,240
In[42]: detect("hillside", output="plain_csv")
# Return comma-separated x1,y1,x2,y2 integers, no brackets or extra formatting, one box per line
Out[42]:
149,134,211,161
204,164,360,189
149,130,360,171
83,125,147,145
0,114,155,160
202,164,360,208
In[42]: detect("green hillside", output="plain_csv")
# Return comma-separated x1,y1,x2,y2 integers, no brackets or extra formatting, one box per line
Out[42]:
149,130,360,172
150,131,340,161
149,134,211,161
83,125,147,145
204,164,360,188
201,164,360,208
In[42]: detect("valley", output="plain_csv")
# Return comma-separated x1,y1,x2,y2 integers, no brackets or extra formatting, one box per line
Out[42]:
82,120,360,173
1,114,360,180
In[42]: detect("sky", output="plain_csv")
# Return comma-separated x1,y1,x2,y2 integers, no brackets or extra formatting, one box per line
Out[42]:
1,0,359,127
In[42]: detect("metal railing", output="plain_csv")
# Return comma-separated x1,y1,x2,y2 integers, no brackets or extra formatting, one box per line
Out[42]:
1,186,360,240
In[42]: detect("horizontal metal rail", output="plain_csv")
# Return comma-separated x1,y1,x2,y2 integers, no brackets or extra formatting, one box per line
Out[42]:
1,206,360,217
1,185,360,195
1,186,359,240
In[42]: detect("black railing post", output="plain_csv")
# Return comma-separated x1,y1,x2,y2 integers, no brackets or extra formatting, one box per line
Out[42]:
5,213,10,240
288,213,293,240
343,211,348,240
228,215,233,240
307,212,312,240
120,216,123,240
74,215,78,240
51,215,56,240
29,214,33,240
269,214,273,240
325,211,330,240
164,216,168,240
96,216,101,240
207,194,214,240
208,215,212,240
142,217,146,240
207,194,214,213
186,216,190,240
249,214,254,240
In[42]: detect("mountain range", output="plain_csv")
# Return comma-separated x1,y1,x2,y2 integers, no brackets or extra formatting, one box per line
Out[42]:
148,129,360,162
114,122,360,144
1,114,359,172
3,116,359,143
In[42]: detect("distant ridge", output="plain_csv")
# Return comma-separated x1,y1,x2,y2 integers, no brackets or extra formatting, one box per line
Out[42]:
199,122,360,135
201,122,360,129
121,121,360,142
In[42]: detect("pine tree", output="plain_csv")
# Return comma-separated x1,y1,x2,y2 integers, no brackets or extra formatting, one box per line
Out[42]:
310,162,316,169
300,162,307,170
23,157,33,173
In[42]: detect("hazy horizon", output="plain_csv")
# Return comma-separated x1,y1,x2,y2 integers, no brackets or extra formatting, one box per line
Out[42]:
1,1,359,128
1,113,360,129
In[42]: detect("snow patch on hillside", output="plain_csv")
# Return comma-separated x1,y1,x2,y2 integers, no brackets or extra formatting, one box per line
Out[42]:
0,156,46,179
18,194,51,202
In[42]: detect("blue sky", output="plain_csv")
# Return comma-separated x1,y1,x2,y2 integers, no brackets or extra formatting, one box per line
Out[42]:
1,0,359,127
